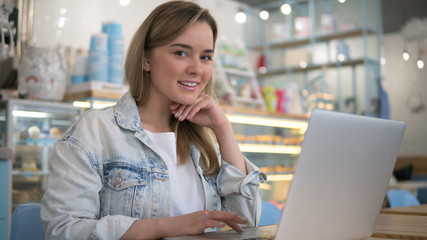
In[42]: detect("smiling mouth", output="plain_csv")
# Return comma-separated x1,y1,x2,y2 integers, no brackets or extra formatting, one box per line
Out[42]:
178,81,198,87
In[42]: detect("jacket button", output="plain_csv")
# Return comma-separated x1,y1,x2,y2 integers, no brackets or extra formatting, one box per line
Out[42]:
114,172,122,185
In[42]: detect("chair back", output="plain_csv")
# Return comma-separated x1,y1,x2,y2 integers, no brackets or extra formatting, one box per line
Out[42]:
387,189,421,208
259,201,282,226
10,203,45,240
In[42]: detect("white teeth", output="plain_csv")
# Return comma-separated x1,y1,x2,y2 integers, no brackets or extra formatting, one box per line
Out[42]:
179,81,197,87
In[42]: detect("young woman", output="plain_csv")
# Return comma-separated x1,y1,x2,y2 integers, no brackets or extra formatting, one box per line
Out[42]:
41,1,266,239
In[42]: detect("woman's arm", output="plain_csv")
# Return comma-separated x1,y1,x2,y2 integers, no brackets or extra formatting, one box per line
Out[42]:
122,210,247,239
169,93,247,174
169,93,267,227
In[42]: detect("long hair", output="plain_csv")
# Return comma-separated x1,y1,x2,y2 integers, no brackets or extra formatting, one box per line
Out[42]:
124,1,220,176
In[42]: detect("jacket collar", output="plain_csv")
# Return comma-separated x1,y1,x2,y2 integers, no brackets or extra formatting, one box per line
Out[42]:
113,91,143,132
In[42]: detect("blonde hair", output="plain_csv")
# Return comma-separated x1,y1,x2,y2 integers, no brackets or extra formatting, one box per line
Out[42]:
124,1,220,175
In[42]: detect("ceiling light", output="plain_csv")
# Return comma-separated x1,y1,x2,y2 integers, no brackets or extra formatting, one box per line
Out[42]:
417,58,424,69
259,10,269,20
119,0,131,6
402,49,410,61
280,4,291,15
337,53,346,62
235,11,247,24
299,61,308,69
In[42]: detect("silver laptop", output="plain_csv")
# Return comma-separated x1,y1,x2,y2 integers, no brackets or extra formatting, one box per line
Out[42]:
167,109,406,240
274,109,406,239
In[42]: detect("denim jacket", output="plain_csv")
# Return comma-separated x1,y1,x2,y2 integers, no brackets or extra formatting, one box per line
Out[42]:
41,92,267,240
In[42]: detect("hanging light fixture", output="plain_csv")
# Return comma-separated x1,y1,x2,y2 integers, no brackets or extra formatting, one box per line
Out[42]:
259,10,269,20
417,58,424,69
235,9,247,24
281,3,291,15
417,48,424,69
119,0,131,6
402,49,410,61
338,0,346,3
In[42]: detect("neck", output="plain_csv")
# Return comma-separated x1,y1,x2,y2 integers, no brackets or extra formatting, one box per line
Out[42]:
138,100,173,133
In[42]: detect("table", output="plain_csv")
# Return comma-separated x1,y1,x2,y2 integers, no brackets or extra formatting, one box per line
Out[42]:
166,205,427,240
370,212,427,239
380,204,427,216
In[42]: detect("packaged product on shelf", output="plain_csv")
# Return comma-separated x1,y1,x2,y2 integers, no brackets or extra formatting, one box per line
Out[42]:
282,48,311,67
18,47,68,100
336,40,350,62
272,23,290,42
275,89,287,113
262,85,277,112
239,83,251,98
321,13,337,33
103,22,124,85
71,55,89,84
234,134,245,143
88,33,109,82
294,16,311,38
285,83,304,115
273,136,283,145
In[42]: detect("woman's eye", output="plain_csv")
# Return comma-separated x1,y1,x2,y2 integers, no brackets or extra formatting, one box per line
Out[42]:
175,51,187,57
201,55,212,61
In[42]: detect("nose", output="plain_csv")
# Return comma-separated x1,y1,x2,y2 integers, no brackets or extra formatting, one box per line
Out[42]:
187,56,203,76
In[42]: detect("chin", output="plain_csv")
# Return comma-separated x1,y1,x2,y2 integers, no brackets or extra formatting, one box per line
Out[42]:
178,99,197,105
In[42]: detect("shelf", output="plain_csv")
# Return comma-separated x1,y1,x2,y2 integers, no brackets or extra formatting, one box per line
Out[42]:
238,143,301,155
223,106,308,120
64,81,128,101
267,174,294,182
12,170,49,177
224,107,308,132
223,68,256,78
250,28,377,51
258,58,367,77
234,97,265,105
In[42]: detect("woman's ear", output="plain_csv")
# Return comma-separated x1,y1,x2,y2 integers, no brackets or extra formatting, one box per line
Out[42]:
143,55,151,71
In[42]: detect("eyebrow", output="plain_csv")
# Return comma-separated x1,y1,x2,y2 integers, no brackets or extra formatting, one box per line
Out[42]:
170,43,214,53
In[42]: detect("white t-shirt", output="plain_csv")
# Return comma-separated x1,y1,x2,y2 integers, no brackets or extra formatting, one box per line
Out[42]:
144,129,205,216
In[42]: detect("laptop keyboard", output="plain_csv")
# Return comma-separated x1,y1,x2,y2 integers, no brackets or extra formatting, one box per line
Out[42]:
243,236,275,240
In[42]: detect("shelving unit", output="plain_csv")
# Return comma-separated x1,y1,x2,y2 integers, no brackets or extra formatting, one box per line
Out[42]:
243,0,382,116
214,48,266,110
64,81,128,109
0,99,83,208
223,107,308,201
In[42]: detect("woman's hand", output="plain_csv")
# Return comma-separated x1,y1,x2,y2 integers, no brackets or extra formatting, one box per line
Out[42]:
169,93,229,132
121,210,248,239
173,210,248,235
170,93,247,174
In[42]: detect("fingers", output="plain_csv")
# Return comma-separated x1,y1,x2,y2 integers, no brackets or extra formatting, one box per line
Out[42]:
171,103,189,121
169,94,211,122
202,211,248,233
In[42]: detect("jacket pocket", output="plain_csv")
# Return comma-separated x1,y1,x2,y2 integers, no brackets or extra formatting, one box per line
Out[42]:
100,161,149,217
104,162,147,190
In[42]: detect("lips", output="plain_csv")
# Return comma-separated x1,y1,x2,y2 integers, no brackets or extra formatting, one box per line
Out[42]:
178,81,198,87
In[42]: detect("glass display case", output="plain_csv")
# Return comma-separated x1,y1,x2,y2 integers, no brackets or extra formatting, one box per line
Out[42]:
0,99,84,207
225,107,308,202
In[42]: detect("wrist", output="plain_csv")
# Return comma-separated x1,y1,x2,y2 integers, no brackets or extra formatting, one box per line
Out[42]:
211,120,233,138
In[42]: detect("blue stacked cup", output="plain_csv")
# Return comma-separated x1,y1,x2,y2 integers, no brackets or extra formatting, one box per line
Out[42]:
103,22,124,85
88,33,108,82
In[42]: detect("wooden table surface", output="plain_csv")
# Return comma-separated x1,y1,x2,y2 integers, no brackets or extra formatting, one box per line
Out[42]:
371,213,427,239
380,204,427,216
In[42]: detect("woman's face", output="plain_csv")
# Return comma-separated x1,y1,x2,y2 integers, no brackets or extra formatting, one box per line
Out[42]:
144,22,214,106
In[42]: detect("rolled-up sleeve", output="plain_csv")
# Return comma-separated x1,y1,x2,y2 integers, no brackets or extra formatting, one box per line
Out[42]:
216,157,267,227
